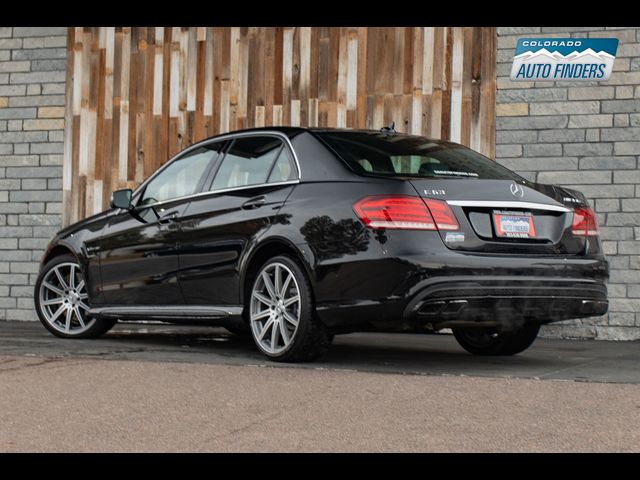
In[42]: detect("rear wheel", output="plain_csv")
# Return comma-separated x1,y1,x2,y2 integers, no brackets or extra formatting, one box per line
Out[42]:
452,323,540,356
35,254,116,339
248,255,333,362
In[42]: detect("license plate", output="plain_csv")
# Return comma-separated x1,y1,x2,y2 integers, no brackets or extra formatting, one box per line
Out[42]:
493,211,536,239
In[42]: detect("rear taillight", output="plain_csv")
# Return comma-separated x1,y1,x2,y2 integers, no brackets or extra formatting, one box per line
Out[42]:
571,207,599,236
352,196,459,231
423,199,460,231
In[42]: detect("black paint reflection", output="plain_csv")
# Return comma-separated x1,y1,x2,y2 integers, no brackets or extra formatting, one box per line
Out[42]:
300,216,370,260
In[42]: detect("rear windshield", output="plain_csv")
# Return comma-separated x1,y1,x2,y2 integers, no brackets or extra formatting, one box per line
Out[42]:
316,131,523,181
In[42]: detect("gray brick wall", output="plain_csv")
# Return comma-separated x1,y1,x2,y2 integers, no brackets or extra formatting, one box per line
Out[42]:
497,27,640,340
0,27,66,321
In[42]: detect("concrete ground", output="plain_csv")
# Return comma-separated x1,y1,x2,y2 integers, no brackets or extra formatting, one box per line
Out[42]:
0,321,639,452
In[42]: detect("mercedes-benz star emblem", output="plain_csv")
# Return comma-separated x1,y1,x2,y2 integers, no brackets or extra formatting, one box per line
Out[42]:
510,182,524,198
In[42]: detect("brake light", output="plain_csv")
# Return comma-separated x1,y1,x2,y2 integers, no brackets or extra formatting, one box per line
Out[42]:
571,207,599,236
424,199,460,231
352,196,459,231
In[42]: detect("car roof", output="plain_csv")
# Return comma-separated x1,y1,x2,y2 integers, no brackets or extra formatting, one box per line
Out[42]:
198,126,441,143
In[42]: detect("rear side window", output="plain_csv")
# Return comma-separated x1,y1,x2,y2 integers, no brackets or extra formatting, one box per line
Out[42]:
316,131,523,181
211,136,290,190
267,147,296,183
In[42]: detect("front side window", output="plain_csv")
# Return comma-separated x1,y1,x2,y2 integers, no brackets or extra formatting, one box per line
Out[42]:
138,144,220,206
211,136,291,190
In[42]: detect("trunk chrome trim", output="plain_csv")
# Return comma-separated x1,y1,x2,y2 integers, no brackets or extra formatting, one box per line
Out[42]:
446,200,571,213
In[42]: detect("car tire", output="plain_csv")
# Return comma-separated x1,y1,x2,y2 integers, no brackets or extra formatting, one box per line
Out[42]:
452,323,540,356
248,255,333,362
34,254,116,339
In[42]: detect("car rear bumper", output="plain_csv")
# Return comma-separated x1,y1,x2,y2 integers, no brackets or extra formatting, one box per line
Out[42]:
313,253,609,332
403,276,608,327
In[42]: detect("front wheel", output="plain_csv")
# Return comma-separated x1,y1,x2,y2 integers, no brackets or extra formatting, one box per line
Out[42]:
248,255,333,362
34,254,116,339
452,323,540,356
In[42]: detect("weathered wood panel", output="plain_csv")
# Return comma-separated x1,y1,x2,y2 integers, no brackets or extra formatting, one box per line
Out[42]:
63,26,496,225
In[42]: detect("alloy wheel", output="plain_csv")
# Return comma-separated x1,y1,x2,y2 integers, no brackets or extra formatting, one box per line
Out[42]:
38,262,95,335
250,262,301,355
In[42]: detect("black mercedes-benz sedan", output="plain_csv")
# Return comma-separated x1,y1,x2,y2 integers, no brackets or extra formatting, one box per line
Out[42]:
34,127,609,362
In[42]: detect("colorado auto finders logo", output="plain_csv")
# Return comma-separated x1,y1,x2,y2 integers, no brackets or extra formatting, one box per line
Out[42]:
511,38,618,81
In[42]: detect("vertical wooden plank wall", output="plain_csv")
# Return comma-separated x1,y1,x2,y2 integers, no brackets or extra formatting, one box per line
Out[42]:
63,27,497,225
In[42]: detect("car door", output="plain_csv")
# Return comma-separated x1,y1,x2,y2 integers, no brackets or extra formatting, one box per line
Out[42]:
178,134,298,306
98,143,222,306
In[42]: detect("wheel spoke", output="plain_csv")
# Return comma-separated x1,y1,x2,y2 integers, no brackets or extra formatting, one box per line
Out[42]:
271,320,280,349
274,265,282,296
251,309,271,321
262,271,277,301
69,264,76,289
280,273,292,298
283,311,299,327
258,318,275,342
73,306,85,328
42,298,64,306
76,280,85,292
252,291,272,306
54,268,68,290
49,305,66,323
43,281,64,296
283,295,300,308
64,308,73,332
279,321,290,345
78,300,90,312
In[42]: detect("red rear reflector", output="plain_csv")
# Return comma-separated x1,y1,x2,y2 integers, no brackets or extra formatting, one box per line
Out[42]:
353,196,459,231
571,207,599,236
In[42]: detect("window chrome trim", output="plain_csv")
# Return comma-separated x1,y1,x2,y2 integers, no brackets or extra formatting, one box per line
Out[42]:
131,130,302,203
446,200,571,213
130,180,300,212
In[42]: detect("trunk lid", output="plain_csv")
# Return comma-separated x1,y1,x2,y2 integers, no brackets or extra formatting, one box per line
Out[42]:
408,179,588,255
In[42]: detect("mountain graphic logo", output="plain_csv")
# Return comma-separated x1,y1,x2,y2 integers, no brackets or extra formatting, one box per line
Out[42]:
510,38,618,82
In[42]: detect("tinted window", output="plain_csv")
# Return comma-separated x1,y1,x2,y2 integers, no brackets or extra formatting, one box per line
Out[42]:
316,131,523,181
268,147,296,183
138,145,219,206
212,136,283,190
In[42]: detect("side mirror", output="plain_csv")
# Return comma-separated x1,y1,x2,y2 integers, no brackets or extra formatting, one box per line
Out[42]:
110,189,133,210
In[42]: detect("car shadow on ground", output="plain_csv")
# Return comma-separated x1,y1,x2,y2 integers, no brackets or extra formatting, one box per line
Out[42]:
97,325,567,378
7,321,633,382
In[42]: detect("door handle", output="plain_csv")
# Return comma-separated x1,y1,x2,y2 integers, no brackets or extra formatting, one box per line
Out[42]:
242,196,266,210
158,212,179,224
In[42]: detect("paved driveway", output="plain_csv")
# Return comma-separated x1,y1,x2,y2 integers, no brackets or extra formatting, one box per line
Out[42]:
0,321,639,452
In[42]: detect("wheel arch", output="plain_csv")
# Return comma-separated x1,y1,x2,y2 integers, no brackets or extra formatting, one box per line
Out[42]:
239,237,316,308
40,242,79,268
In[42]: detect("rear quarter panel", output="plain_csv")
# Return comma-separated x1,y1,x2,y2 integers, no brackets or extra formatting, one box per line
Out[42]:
273,179,442,304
